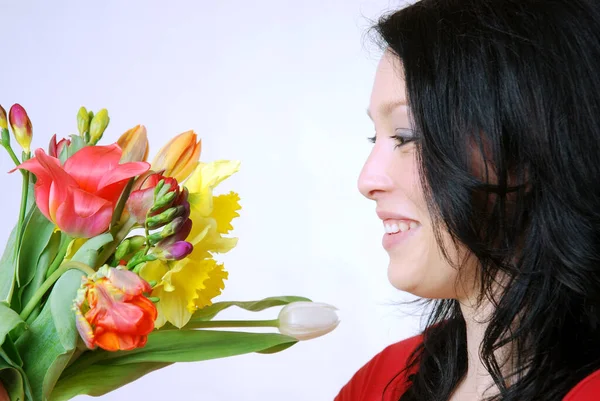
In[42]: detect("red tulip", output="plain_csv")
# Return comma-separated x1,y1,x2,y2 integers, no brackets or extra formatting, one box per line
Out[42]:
14,144,150,238
74,265,157,351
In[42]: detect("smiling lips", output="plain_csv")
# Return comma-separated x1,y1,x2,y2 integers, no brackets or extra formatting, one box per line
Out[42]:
377,212,420,250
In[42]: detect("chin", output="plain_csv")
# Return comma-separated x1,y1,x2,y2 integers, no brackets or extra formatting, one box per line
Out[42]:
387,260,458,299
387,261,424,295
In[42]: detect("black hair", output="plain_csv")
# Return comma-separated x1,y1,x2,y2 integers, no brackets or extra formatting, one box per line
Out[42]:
373,0,600,400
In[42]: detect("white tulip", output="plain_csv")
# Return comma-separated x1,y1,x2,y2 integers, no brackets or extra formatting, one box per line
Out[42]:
277,302,340,341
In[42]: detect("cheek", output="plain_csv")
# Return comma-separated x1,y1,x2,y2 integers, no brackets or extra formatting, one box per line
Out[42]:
387,227,460,298
387,152,477,299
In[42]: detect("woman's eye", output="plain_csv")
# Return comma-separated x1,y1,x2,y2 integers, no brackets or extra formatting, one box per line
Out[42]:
392,128,416,149
367,129,416,148
391,134,413,148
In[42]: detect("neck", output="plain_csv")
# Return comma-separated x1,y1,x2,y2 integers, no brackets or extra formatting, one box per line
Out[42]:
455,297,511,400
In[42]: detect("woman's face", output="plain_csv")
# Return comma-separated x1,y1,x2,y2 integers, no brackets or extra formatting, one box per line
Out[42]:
358,51,475,300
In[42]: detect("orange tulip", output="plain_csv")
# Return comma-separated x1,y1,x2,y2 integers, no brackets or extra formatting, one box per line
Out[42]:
74,265,157,351
151,130,201,182
14,144,149,238
117,125,149,162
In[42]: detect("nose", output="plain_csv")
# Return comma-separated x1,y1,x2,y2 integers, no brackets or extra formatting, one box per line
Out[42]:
358,145,394,200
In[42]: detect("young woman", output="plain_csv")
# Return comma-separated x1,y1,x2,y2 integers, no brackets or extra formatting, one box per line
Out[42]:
337,0,600,400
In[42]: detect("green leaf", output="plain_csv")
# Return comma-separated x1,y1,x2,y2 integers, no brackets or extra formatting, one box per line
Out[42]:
0,347,33,401
17,207,55,289
16,270,83,401
70,232,113,266
189,295,312,322
0,304,25,347
0,359,25,401
49,362,169,401
0,225,18,305
20,231,62,316
64,135,86,163
63,330,298,376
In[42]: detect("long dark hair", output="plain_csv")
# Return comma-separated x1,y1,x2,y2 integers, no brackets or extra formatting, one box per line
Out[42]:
373,0,600,400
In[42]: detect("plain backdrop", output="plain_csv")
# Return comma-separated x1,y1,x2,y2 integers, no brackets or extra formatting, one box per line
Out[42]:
0,1,423,400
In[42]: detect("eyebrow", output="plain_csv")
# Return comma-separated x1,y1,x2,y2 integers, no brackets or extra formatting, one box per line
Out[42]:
366,100,408,120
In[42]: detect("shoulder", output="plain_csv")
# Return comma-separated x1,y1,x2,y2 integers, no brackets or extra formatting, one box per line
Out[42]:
563,370,600,400
335,334,423,401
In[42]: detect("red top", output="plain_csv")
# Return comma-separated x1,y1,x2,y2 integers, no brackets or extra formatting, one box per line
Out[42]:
335,335,600,401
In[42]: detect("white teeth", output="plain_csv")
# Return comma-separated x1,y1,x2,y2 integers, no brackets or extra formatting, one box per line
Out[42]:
384,224,399,234
384,220,418,234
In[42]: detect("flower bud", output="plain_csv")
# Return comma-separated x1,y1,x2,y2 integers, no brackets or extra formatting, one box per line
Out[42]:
117,125,149,162
77,106,91,137
0,105,7,130
277,302,339,341
9,103,33,152
151,130,201,182
115,239,131,261
146,205,185,229
89,108,109,144
154,240,193,260
48,134,72,160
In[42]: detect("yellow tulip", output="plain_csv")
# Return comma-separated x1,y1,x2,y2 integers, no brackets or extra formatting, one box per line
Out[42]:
117,125,149,162
151,130,201,182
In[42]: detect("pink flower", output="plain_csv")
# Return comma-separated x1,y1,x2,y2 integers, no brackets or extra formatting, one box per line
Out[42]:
9,103,33,152
48,134,71,158
14,144,149,238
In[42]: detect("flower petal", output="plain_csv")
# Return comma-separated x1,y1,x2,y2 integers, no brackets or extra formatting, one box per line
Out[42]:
16,149,78,222
96,161,150,192
153,259,212,328
185,160,240,216
211,192,241,234
75,306,96,349
93,330,144,351
117,125,149,163
193,260,228,309
108,267,152,297
54,187,113,238
64,144,123,192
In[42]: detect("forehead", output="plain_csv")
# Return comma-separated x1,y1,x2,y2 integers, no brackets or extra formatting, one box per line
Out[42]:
368,51,408,120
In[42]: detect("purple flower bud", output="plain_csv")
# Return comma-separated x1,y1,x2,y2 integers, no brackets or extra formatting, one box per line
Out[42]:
161,241,193,260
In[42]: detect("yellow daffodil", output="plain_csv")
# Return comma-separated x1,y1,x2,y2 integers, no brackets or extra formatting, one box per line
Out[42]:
139,160,241,328
140,258,227,328
151,130,201,182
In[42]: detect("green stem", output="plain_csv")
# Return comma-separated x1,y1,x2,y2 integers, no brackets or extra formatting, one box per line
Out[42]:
15,151,31,248
110,178,135,230
19,260,95,321
170,319,280,330
95,218,136,268
46,235,72,278
2,142,22,169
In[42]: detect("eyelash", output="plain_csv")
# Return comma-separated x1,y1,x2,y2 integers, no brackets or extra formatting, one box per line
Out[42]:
367,132,415,149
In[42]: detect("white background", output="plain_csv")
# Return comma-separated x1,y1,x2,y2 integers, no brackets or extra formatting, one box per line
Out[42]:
0,1,422,400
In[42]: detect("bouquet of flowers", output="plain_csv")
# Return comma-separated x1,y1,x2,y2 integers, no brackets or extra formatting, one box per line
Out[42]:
0,104,339,401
